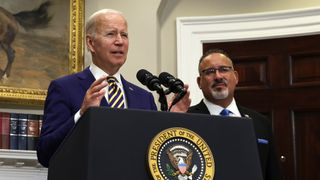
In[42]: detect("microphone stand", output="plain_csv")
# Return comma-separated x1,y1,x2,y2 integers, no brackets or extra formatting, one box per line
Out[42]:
157,89,168,111
164,89,186,111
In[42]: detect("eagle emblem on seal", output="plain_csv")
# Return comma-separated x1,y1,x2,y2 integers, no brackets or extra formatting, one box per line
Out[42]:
166,145,198,180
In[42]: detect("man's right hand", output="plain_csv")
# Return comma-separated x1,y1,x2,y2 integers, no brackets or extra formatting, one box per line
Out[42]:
80,75,108,115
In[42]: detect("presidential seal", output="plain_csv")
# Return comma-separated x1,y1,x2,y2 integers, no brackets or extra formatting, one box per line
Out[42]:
147,127,215,180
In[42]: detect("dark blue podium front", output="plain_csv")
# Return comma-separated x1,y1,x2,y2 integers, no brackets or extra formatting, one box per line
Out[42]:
48,107,263,180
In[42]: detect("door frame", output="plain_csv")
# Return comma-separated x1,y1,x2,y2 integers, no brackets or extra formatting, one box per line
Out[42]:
176,6,320,105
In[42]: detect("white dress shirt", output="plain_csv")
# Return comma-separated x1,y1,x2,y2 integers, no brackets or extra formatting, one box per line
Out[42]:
203,97,242,117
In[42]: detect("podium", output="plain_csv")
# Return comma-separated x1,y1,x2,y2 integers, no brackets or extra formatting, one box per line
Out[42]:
48,107,263,180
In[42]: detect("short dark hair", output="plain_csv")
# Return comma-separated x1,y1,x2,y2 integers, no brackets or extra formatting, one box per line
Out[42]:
198,49,233,74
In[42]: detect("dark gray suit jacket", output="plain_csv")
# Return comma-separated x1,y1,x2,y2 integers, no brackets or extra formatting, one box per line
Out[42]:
188,100,282,180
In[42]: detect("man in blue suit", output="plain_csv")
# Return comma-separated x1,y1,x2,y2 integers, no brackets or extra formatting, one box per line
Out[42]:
187,49,282,180
37,9,190,167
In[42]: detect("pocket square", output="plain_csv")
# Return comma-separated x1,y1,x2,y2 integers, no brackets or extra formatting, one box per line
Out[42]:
257,138,269,144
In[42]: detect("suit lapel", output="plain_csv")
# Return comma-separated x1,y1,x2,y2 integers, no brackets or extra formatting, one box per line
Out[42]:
238,106,251,119
121,75,135,108
191,100,211,114
77,68,94,89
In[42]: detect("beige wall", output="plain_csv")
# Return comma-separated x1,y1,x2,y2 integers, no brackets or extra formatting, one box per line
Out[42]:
2,0,320,111
84,0,161,87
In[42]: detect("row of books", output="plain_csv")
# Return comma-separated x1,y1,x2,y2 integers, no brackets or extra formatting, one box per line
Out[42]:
0,112,43,151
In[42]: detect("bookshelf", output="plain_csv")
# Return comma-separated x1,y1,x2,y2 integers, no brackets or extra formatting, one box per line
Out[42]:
0,149,47,180
0,108,46,180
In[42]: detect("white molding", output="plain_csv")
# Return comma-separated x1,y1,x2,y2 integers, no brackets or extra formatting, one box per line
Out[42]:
176,7,320,105
0,167,47,180
0,149,37,160
0,149,47,179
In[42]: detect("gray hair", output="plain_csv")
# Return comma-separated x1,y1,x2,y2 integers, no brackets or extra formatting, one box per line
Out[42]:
85,9,126,36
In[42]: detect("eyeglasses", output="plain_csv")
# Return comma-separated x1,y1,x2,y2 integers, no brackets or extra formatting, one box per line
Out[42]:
201,66,233,76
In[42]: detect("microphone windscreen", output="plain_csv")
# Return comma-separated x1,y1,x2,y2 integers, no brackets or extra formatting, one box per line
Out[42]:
136,69,151,85
136,69,163,92
159,72,174,87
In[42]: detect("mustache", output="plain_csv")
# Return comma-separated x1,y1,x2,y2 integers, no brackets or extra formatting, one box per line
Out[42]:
211,78,228,88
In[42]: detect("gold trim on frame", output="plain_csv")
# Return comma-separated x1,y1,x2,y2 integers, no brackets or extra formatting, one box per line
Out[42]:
0,0,84,106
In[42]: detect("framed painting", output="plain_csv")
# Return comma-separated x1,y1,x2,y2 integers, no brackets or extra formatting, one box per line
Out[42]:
0,0,84,106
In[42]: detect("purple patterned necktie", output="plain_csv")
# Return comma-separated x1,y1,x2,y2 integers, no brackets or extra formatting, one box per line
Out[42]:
107,76,124,108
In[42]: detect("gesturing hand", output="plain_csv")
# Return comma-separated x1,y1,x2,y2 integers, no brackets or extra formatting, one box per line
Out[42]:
80,75,108,115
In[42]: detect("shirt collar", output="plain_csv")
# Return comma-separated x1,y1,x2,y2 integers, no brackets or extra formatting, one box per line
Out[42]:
89,63,122,85
203,97,241,117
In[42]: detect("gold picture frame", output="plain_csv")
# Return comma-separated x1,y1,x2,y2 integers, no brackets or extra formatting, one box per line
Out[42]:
0,0,84,106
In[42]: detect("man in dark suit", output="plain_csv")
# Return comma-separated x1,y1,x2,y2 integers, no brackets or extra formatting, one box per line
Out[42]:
187,49,282,180
37,9,190,167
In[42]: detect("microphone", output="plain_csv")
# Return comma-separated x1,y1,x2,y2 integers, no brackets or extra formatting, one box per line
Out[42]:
136,69,163,92
159,72,185,94
137,69,168,111
159,72,186,106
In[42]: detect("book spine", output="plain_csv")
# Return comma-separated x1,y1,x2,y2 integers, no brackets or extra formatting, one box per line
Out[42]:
27,114,40,150
9,113,19,150
18,114,28,150
0,112,10,149
39,115,43,134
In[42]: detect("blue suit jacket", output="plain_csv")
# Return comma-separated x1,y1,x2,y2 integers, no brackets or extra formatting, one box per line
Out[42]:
37,68,157,167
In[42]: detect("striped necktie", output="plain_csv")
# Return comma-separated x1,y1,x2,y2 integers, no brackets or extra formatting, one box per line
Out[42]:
220,109,232,116
107,76,125,108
